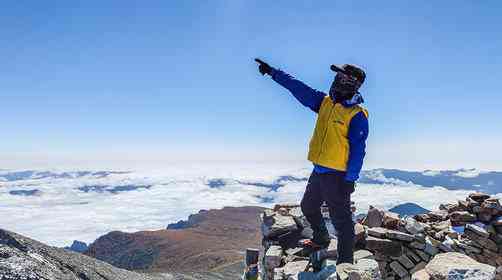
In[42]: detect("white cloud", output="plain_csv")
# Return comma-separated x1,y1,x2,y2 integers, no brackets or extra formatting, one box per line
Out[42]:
0,163,500,247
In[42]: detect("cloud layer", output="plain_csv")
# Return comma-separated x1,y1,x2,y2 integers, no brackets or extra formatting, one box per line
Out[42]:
0,163,500,247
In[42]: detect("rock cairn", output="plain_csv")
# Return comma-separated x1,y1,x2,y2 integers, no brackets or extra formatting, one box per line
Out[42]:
258,193,502,280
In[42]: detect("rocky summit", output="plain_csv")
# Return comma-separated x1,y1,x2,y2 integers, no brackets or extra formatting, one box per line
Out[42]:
257,193,502,280
0,228,173,280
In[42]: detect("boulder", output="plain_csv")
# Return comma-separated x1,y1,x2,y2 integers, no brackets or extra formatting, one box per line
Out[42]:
261,210,299,238
425,252,496,280
364,206,385,228
496,266,502,280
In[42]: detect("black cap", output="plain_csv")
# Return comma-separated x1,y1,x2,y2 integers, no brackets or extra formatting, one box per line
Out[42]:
330,64,366,84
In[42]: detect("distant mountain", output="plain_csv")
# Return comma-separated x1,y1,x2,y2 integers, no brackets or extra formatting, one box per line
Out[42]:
388,202,430,217
85,206,264,275
65,240,89,253
0,170,129,182
359,168,502,194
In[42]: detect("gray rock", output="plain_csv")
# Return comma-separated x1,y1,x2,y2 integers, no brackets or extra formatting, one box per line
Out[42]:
334,259,382,280
366,236,403,257
466,224,490,239
0,229,171,280
405,218,425,235
423,237,439,256
454,239,482,255
425,252,496,280
389,261,409,278
261,210,299,238
404,247,422,263
364,206,385,228
354,250,375,262
395,254,415,269
281,260,310,279
439,236,455,252
409,241,426,250
464,229,499,252
368,227,388,238
413,249,430,262
265,245,283,274
387,230,414,242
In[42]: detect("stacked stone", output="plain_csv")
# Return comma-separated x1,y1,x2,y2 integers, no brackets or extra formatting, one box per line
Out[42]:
361,192,501,279
362,207,432,280
258,193,501,280
414,192,502,268
260,204,376,280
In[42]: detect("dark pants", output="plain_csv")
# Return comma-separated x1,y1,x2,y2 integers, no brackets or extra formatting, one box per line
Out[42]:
300,170,355,264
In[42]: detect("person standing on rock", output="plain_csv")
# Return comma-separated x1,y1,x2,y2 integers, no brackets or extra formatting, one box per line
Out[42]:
255,58,369,264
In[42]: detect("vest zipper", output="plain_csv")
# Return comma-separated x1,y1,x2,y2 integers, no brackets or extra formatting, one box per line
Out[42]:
318,103,335,159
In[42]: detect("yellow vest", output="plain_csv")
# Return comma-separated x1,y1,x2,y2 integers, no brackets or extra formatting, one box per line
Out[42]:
307,96,368,171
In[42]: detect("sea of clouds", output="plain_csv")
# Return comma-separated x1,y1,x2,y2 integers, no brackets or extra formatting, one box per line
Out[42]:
0,162,500,247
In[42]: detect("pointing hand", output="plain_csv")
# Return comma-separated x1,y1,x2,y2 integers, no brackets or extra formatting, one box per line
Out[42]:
254,58,273,76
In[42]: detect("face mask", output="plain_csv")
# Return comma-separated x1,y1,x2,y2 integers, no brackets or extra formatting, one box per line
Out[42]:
329,72,362,103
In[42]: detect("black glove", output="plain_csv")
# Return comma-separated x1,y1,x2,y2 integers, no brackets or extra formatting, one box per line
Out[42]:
254,58,273,76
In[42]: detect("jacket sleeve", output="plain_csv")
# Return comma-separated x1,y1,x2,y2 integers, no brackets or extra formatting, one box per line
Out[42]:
270,68,326,113
346,111,369,182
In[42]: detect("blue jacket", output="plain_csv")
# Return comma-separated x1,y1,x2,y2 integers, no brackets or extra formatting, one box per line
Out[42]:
271,69,369,182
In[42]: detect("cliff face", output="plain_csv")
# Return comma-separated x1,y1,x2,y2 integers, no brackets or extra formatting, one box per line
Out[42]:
85,206,265,274
0,228,172,280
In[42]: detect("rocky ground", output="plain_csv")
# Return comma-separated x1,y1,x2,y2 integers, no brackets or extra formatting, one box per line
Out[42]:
259,193,502,280
0,228,174,280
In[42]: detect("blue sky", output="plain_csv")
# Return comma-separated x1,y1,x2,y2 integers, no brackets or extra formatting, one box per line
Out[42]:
1,1,501,170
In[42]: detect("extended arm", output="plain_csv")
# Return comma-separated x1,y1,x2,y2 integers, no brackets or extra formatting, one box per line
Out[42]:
346,111,369,182
270,69,326,113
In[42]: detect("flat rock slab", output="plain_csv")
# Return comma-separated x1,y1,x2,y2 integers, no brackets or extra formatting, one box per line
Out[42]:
425,252,496,280
366,236,402,257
